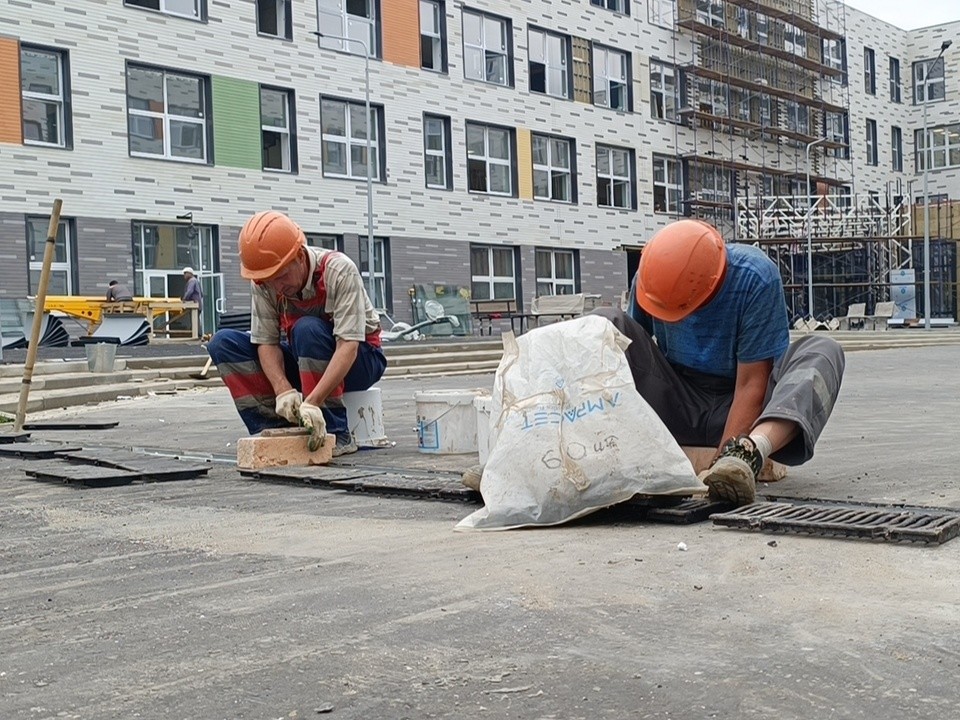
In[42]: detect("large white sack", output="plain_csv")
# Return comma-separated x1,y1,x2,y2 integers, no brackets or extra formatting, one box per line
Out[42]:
456,314,704,531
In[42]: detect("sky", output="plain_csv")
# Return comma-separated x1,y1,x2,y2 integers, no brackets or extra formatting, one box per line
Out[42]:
843,0,959,30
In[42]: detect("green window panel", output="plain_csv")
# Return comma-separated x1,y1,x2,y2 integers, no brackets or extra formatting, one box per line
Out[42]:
211,75,261,169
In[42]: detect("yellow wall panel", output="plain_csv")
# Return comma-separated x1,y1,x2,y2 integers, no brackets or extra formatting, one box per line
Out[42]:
0,36,23,145
382,0,421,68
517,128,533,200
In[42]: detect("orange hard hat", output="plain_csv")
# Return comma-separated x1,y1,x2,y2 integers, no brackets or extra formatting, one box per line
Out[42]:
635,219,727,322
238,211,306,280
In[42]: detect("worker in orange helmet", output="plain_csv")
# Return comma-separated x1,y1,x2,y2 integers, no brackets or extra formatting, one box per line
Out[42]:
207,211,386,455
594,219,845,506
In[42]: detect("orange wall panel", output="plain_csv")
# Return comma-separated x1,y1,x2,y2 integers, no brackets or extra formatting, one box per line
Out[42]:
0,36,23,145
382,0,421,68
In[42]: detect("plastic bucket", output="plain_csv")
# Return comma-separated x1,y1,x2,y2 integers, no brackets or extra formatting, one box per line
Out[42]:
342,387,389,448
474,395,493,465
86,343,117,373
414,389,485,454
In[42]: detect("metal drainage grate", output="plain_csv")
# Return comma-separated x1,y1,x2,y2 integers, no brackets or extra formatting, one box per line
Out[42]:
711,499,960,545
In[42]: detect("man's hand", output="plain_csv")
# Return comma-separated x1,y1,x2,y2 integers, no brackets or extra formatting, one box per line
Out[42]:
274,389,302,424
298,401,327,451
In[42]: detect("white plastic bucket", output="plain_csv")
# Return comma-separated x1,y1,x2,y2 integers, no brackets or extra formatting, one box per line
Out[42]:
474,395,493,465
414,389,485,454
342,387,389,448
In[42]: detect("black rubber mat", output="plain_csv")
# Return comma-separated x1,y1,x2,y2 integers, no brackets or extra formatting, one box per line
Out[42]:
57,448,209,475
646,497,735,524
0,431,31,444
239,467,382,487
0,442,81,459
331,473,481,503
24,462,209,487
711,499,960,545
23,421,120,431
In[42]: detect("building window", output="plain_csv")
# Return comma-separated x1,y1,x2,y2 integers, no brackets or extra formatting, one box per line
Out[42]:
359,237,391,311
256,0,291,39
649,0,675,27
825,111,849,159
653,155,681,213
535,249,577,296
318,0,377,56
532,134,574,203
650,60,678,122
306,233,343,251
823,38,846,81
470,245,516,300
915,124,960,171
891,126,903,172
125,0,203,20
756,12,769,45
865,118,877,166
261,86,295,172
466,122,514,196
20,46,71,148
320,97,383,181
126,65,209,163
26,217,76,295
784,24,806,58
696,0,724,28
423,114,452,190
784,101,809,135
462,9,511,87
693,165,731,204
914,58,946,104
528,28,570,99
596,144,634,210
420,0,447,72
863,47,875,95
889,57,901,103
593,45,629,111
697,78,727,116
590,0,629,13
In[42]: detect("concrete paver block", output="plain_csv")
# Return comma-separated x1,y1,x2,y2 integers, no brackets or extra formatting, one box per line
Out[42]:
681,445,787,482
237,432,335,469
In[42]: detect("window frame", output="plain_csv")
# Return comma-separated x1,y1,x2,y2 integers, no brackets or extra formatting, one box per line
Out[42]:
865,118,878,166
19,44,72,149
913,58,946,105
891,126,903,172
531,132,575,204
319,95,385,182
596,143,635,211
256,0,292,40
465,121,516,197
470,244,517,301
358,236,392,312
25,216,78,296
648,0,675,27
652,154,682,214
696,0,724,28
590,0,629,14
649,59,679,122
124,0,206,21
125,63,211,164
317,0,379,58
863,47,876,95
535,248,578,296
461,7,513,87
592,44,630,112
305,233,344,252
915,124,960,172
260,85,296,173
528,26,571,100
423,113,453,190
889,56,901,103
419,0,448,73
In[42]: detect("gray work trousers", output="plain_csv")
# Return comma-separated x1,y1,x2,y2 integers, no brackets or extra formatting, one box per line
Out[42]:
593,308,845,465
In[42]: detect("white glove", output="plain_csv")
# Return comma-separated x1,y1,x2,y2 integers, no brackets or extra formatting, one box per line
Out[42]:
298,401,327,451
274,389,302,424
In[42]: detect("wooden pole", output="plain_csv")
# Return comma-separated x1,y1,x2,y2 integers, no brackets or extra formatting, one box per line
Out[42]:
13,199,63,433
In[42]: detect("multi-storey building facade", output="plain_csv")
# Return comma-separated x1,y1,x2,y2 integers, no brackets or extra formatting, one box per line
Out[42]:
0,0,957,331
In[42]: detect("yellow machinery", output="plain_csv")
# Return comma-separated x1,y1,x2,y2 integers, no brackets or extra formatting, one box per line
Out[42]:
43,296,200,338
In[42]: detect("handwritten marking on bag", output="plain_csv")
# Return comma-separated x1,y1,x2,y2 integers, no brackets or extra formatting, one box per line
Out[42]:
519,393,622,431
540,435,620,470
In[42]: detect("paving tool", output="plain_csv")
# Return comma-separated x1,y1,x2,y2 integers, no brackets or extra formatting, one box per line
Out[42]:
189,356,214,380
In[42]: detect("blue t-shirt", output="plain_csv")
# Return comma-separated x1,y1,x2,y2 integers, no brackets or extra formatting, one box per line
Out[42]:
628,243,789,379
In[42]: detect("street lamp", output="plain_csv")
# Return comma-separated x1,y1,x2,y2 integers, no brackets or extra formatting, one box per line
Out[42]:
921,39,953,330
804,137,827,321
312,30,376,304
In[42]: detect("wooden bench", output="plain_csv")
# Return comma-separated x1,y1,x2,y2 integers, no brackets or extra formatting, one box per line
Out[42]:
471,299,520,336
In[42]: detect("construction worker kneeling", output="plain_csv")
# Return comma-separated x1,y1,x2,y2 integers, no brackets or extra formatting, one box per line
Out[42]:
208,211,386,456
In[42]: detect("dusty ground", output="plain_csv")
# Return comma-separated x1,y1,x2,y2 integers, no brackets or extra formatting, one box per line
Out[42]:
1,345,959,720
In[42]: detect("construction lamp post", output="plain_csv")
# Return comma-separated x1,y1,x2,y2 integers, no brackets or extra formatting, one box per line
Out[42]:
312,30,376,304
921,39,953,330
804,137,827,321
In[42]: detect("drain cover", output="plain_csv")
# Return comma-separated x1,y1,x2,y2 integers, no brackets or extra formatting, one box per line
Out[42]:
711,499,960,545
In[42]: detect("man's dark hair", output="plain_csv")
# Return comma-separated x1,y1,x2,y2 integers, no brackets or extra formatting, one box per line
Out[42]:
109,280,118,286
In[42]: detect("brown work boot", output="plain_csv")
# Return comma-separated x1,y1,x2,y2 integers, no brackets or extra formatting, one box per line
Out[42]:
461,463,484,491
698,435,763,506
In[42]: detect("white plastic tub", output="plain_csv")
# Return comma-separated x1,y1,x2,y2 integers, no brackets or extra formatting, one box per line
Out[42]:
414,389,485,454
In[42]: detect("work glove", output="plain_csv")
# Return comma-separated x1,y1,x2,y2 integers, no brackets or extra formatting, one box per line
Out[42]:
274,389,302,425
298,401,327,452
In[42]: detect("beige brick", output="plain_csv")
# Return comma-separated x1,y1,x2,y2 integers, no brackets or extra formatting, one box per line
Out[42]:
681,446,788,482
237,433,335,470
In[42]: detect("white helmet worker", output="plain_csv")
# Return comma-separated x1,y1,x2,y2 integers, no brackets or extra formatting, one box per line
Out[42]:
183,267,195,276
